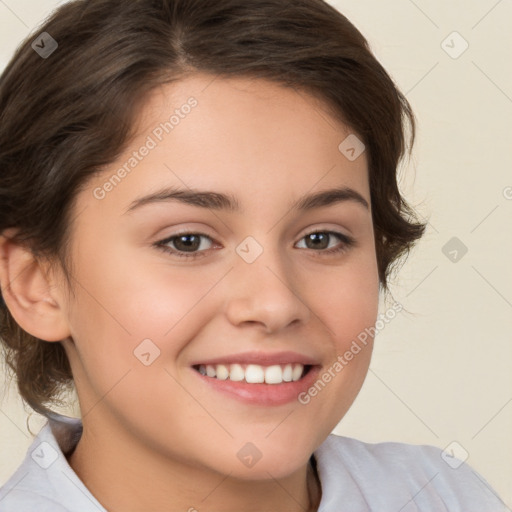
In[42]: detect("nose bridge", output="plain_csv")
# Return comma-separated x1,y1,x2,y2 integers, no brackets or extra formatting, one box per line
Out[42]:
235,234,292,288
223,234,310,332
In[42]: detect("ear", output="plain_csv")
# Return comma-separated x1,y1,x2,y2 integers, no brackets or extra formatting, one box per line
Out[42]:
0,228,71,342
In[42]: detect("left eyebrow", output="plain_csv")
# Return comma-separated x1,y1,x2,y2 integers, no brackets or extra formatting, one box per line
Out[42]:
123,185,369,215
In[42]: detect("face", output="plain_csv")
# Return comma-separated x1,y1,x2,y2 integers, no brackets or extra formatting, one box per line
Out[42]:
56,73,379,481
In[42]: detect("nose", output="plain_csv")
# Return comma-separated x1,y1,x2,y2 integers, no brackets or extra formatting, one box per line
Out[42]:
223,242,311,334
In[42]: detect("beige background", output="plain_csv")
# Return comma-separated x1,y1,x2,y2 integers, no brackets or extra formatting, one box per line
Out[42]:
1,0,511,506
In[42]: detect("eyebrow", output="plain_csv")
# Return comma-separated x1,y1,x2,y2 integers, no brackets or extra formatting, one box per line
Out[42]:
124,185,369,215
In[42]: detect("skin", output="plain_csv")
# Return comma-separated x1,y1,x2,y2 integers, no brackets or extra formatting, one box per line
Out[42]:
0,73,380,512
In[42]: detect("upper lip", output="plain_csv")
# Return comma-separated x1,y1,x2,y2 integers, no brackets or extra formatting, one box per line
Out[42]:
190,351,320,367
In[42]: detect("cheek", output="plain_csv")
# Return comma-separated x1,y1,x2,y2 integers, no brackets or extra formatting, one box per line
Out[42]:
65,241,226,400
308,246,380,341
70,239,208,339
64,250,213,425
295,248,379,420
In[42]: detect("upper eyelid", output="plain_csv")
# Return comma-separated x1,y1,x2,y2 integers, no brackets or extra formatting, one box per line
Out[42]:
161,221,354,238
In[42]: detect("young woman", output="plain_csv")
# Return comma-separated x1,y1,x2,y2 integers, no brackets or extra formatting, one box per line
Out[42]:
0,0,506,510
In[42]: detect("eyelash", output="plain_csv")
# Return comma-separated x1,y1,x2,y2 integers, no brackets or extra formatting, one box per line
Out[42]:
153,230,356,260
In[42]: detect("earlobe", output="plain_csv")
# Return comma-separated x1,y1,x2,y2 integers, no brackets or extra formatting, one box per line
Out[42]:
0,229,71,342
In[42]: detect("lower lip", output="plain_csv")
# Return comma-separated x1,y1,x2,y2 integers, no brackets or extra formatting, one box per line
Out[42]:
192,366,322,406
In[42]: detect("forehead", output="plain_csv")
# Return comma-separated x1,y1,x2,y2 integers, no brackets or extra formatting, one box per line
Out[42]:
77,73,369,220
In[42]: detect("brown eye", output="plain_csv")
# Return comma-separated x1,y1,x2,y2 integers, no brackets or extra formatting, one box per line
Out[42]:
172,234,202,252
155,232,215,259
295,231,355,255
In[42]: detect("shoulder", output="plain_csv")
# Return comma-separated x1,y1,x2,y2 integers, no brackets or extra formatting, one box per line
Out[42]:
0,487,72,512
0,417,105,512
0,459,73,512
313,434,508,512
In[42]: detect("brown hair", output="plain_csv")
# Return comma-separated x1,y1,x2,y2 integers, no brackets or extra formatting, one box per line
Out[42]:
0,0,426,417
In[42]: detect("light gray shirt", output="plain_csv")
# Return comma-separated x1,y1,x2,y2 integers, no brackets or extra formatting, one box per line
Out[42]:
0,414,507,511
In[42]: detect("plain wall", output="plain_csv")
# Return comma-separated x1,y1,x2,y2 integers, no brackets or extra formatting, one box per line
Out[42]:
0,0,511,506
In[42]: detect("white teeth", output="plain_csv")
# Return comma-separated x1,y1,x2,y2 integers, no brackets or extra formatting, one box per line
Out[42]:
265,365,283,384
197,363,306,384
245,364,265,383
216,364,229,380
292,364,303,382
229,363,245,381
282,364,293,382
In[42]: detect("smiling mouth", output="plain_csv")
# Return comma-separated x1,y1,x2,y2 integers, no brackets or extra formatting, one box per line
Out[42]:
192,363,312,384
